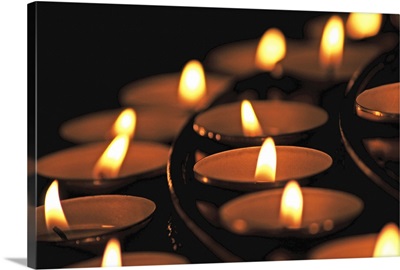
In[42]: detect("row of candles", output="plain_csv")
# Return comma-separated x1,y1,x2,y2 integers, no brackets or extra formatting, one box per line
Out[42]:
35,12,399,267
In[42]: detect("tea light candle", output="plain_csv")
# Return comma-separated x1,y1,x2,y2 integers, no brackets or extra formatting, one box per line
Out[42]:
60,107,188,144
206,19,387,83
36,181,156,251
119,60,232,112
37,140,170,194
355,82,399,123
69,252,190,267
193,142,332,191
193,100,328,146
310,223,400,259
68,238,189,267
219,181,363,237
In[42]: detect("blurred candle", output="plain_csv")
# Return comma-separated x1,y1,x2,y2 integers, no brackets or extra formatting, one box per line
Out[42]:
346,13,382,40
310,223,400,259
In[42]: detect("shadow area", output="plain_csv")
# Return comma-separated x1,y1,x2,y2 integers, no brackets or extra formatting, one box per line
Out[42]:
5,258,27,267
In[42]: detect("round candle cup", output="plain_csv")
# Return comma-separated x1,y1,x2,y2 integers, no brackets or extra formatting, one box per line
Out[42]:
37,141,170,194
193,100,328,146
37,195,155,251
205,37,386,83
59,107,188,144
193,146,332,191
219,188,363,238
280,41,382,82
119,72,232,112
68,251,189,267
355,82,399,123
309,234,383,259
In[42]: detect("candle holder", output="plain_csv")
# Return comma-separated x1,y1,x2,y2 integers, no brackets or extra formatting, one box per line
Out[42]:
119,72,232,112
194,146,332,191
193,100,328,146
355,82,399,123
205,36,384,84
36,195,156,253
309,222,400,259
37,141,170,194
219,188,363,238
340,45,399,200
68,251,189,267
60,107,189,144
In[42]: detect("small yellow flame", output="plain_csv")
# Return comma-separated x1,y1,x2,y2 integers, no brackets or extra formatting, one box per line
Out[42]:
101,238,122,267
373,223,400,257
44,180,69,231
241,100,263,137
320,16,345,69
346,13,382,39
280,180,303,229
111,108,137,139
92,135,130,180
255,137,276,182
178,60,206,106
255,28,286,71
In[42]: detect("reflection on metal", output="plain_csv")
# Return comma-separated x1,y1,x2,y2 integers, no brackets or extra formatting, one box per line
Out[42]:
166,160,243,262
339,117,399,200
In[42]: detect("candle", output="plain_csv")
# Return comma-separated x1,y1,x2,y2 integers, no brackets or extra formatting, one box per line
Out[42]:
68,238,189,267
205,28,286,77
219,180,363,237
193,138,332,191
37,139,170,194
281,15,377,82
36,181,156,250
310,223,400,259
206,19,390,83
363,137,399,163
119,59,232,112
60,107,188,144
346,13,382,40
355,82,399,123
193,100,328,146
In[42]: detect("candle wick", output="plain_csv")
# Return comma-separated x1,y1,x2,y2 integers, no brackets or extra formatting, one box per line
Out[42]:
53,226,68,241
326,65,335,82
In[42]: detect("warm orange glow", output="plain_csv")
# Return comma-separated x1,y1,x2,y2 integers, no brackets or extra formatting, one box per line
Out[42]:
178,59,206,106
346,13,382,39
101,238,122,267
373,223,400,257
241,100,263,137
320,16,345,69
255,137,276,182
280,180,303,229
255,28,286,71
111,108,137,139
92,135,130,180
44,180,69,231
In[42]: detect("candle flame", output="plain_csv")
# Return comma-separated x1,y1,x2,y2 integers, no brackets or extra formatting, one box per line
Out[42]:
101,238,122,267
241,100,263,137
44,180,69,231
255,137,276,182
111,108,137,139
320,16,345,69
346,13,382,39
178,59,206,106
280,180,303,229
373,223,400,257
92,135,130,180
255,28,286,71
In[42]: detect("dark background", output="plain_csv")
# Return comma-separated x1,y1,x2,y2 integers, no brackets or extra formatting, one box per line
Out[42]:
31,2,327,158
